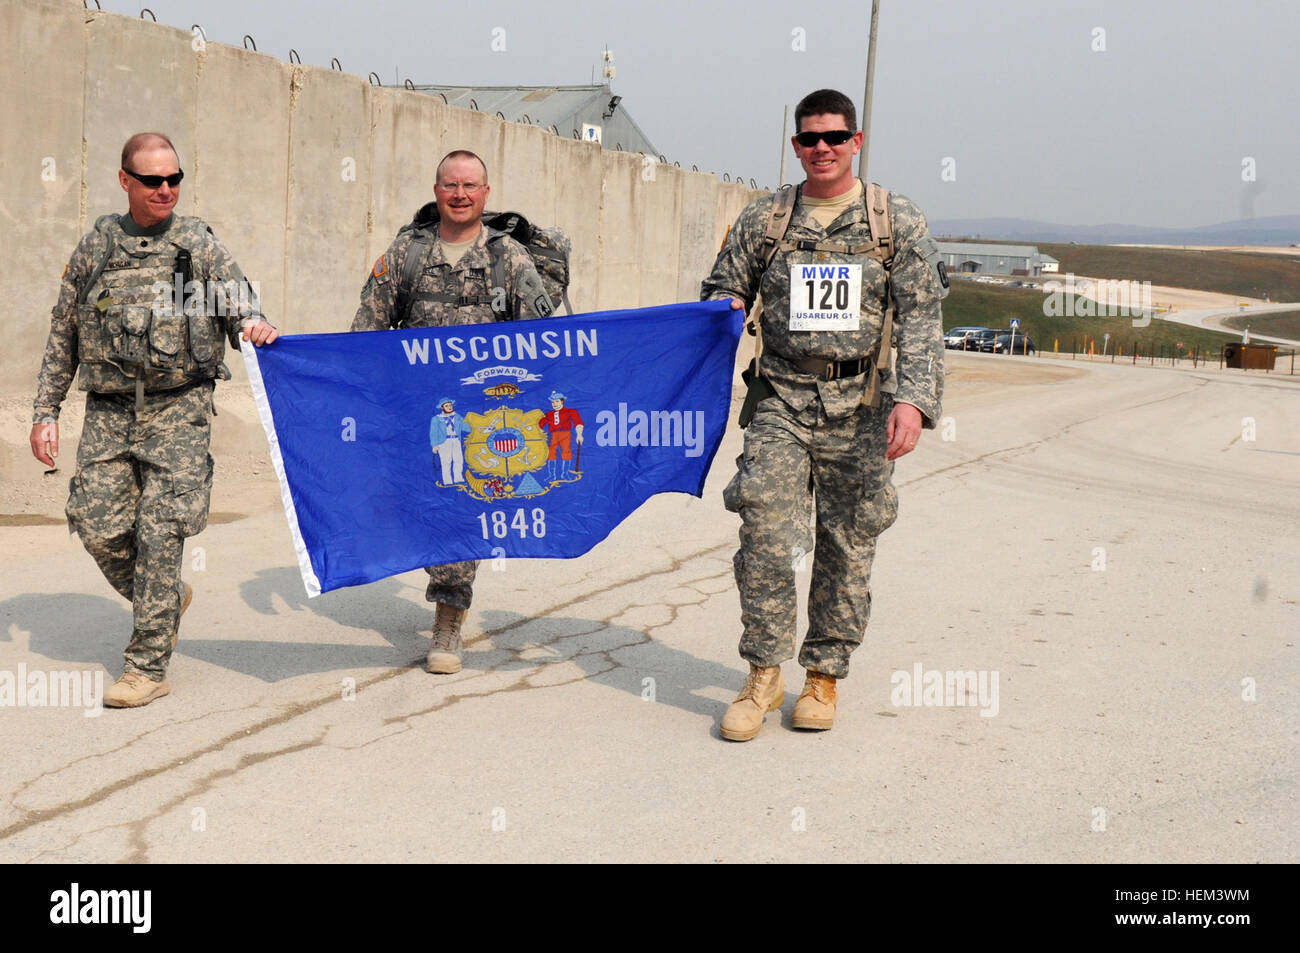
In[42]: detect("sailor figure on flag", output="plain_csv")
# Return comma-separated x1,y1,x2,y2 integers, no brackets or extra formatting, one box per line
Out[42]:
430,397,471,485
539,390,584,483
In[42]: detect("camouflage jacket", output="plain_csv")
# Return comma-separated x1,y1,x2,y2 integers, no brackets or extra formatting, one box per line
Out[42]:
352,223,553,332
32,213,265,422
702,185,945,426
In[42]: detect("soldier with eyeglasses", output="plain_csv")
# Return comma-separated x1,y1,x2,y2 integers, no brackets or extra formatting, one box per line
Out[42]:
30,131,278,708
351,149,553,675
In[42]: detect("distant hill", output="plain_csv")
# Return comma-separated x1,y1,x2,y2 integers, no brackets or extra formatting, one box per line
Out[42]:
932,215,1300,246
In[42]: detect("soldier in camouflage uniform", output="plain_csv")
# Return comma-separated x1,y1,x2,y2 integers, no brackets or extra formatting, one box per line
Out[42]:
701,90,946,740
30,132,278,708
351,149,554,675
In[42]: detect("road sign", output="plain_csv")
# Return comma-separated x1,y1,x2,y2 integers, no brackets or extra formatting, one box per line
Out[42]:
1010,318,1020,330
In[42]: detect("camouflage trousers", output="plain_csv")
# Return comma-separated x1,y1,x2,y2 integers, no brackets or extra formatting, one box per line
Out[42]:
425,560,479,609
723,392,899,679
66,383,214,679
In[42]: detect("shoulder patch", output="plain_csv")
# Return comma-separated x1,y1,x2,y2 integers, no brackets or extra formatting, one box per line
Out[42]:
373,255,388,278
534,294,554,318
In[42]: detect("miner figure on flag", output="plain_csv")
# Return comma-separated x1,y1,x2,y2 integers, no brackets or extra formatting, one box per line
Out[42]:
430,397,471,485
539,390,584,483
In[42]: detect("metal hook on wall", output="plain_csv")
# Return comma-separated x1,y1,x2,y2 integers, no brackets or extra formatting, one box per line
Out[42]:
368,72,382,86
288,49,301,63
330,57,342,71
139,8,156,20
243,35,257,51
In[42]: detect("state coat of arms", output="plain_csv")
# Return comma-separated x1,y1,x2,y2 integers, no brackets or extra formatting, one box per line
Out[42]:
429,368,585,502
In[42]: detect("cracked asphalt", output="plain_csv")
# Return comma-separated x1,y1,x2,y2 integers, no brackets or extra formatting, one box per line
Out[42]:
2,352,1296,862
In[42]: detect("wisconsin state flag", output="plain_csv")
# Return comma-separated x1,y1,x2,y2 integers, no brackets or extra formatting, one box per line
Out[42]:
242,301,741,595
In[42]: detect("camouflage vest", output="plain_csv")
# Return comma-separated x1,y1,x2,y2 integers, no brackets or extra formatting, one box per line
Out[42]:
75,214,226,396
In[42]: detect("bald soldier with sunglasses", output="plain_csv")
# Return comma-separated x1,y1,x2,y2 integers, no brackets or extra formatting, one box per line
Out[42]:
30,132,278,708
702,89,946,740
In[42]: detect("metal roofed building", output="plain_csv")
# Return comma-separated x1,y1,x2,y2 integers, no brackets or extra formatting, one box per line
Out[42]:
409,84,660,156
936,241,1057,276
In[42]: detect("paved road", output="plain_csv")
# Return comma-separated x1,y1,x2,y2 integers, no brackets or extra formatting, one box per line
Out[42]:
1155,302,1300,346
2,353,1296,862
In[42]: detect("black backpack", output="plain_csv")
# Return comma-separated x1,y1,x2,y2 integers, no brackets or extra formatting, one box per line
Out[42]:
396,202,573,319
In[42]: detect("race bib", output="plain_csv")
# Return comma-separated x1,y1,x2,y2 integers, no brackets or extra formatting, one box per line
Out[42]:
789,263,862,331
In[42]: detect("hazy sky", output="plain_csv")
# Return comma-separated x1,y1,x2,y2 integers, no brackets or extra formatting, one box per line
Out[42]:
89,0,1299,228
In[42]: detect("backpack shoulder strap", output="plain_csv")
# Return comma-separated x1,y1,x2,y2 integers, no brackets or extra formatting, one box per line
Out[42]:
486,231,511,319
79,214,120,304
865,183,896,408
759,185,799,270
396,226,436,327
865,182,894,268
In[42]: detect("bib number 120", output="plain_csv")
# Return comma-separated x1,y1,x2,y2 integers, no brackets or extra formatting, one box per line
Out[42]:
478,508,547,539
804,278,851,311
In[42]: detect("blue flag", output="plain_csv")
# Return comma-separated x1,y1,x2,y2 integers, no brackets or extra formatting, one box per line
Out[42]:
243,300,742,595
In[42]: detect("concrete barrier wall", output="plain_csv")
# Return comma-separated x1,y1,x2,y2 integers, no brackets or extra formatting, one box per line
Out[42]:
5,0,87,376
194,44,293,352
2,0,758,396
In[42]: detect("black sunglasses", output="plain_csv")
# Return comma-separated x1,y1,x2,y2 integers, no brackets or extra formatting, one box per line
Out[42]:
122,168,184,188
794,130,855,148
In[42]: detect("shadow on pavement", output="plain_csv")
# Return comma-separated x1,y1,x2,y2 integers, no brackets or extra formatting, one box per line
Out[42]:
169,566,433,681
0,592,131,672
471,609,776,723
2,572,762,726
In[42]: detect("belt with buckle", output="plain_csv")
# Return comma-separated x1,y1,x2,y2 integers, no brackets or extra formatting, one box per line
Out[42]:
791,356,871,382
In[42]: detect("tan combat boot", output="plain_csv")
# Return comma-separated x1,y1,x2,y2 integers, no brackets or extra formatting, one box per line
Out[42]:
103,671,171,708
791,671,837,730
720,664,785,742
426,603,467,674
172,582,193,651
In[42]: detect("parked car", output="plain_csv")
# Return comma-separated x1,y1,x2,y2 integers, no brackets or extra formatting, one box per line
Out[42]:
968,328,1001,352
992,332,1036,355
943,326,991,349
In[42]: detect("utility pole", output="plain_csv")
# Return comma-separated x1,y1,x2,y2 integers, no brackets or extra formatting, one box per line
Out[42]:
778,104,789,187
857,0,881,181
